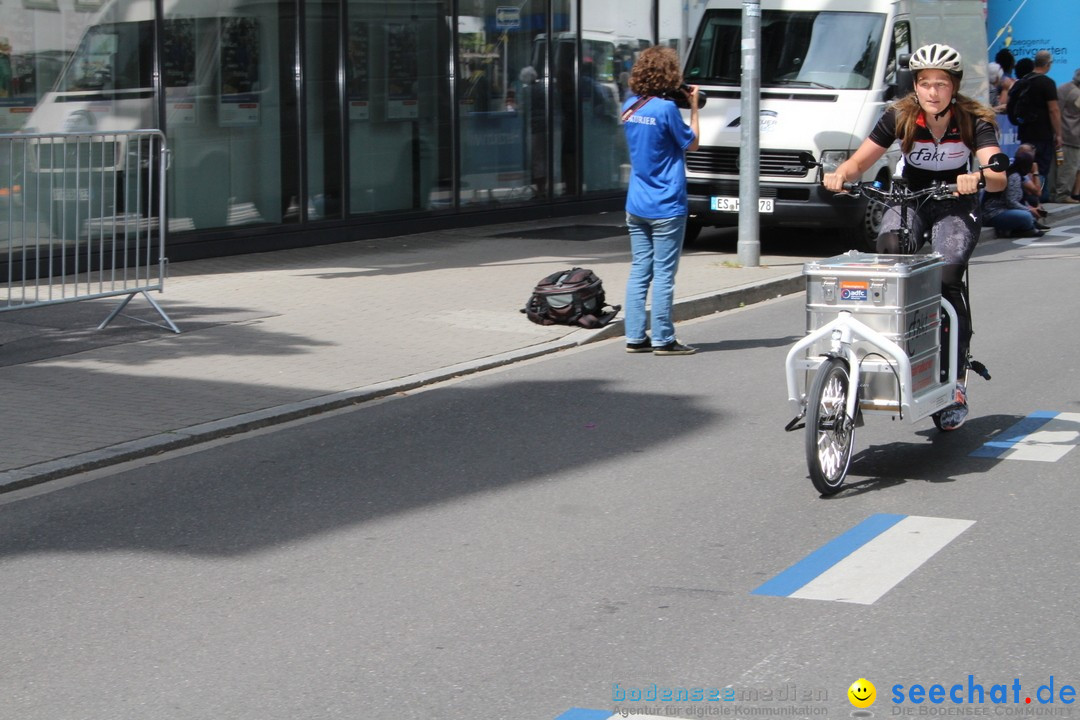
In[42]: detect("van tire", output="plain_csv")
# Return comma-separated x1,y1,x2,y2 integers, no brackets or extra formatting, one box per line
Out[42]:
848,176,889,251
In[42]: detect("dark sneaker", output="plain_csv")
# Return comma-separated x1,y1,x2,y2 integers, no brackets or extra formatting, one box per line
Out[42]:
937,383,968,431
653,340,697,356
1016,227,1046,238
626,338,652,353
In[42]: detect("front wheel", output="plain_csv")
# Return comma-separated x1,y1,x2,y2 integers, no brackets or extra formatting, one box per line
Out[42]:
805,357,856,495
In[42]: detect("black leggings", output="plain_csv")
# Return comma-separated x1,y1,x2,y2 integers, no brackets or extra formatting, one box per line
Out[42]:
876,196,980,360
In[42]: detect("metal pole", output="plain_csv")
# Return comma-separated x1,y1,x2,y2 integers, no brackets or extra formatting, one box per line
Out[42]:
737,0,761,267
682,0,690,62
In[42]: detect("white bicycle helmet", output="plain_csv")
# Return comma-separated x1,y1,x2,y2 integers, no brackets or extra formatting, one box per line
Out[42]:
909,43,963,80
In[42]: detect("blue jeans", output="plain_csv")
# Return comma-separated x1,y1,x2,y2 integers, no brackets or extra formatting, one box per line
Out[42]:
624,212,687,346
985,209,1036,233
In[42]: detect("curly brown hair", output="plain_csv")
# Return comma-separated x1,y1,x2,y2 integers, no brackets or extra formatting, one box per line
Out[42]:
629,46,683,97
892,75,998,154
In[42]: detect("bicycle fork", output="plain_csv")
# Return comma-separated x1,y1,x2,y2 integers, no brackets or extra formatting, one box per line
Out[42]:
785,310,921,429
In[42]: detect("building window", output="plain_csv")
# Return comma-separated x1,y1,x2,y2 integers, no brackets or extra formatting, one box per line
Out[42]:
346,0,452,215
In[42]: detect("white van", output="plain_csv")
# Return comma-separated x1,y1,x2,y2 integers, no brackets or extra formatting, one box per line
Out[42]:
682,0,989,247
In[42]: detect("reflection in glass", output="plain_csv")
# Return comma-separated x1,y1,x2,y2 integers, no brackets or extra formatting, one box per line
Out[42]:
457,0,546,207
159,2,285,230
572,1,652,196
305,0,342,222
347,1,451,215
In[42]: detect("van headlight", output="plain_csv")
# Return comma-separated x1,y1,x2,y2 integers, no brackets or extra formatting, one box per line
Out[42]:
820,151,850,173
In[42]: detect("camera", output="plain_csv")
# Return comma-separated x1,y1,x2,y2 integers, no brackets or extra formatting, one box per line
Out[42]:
664,83,707,109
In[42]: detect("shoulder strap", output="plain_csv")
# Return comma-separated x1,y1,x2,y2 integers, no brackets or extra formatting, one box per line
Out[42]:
620,96,653,123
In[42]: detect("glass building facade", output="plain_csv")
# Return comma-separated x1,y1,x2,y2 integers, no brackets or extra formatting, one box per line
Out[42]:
1,0,691,259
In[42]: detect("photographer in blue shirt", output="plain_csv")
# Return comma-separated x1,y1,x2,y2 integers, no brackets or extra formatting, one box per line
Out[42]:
621,46,700,355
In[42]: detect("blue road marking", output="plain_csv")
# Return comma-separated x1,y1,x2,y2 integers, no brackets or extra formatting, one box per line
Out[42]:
751,513,906,597
970,412,1058,458
554,709,614,720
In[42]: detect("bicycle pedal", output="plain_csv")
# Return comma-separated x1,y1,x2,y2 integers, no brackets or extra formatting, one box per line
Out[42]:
969,360,991,381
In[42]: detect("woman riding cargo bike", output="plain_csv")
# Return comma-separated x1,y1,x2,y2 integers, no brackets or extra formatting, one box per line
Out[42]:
822,43,1006,431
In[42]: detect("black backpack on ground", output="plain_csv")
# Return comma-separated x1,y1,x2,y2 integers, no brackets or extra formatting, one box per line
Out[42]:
522,267,621,329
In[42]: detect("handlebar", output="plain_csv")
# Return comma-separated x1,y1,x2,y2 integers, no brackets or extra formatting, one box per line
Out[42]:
839,179,960,201
796,150,1005,201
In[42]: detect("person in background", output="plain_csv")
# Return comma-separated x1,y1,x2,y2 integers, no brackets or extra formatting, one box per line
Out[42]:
1014,56,1034,81
1055,67,1080,203
982,148,1046,238
1014,51,1061,203
987,62,1003,110
1016,142,1049,219
621,45,700,356
519,66,547,198
991,48,1016,113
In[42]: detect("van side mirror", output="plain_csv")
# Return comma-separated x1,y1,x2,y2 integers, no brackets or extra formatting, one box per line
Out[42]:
797,151,820,169
895,53,914,99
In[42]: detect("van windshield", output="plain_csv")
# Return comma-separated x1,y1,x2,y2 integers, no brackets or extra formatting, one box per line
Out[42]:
686,11,886,90
59,21,153,92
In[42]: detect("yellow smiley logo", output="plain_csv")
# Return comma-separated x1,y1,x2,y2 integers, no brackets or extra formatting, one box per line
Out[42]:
848,678,876,708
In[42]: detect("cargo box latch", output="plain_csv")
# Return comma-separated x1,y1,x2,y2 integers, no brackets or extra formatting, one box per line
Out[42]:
870,279,886,305
821,278,837,303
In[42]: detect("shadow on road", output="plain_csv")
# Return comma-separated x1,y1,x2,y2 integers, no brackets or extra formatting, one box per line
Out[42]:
813,413,1028,499
0,377,716,558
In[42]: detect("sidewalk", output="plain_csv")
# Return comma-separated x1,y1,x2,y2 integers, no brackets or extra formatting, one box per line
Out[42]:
2,205,1078,491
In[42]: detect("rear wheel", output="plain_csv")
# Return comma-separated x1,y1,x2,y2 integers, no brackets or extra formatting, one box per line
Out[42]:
805,357,856,495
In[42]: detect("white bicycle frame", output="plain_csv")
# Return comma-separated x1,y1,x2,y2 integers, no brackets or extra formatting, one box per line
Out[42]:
784,297,959,424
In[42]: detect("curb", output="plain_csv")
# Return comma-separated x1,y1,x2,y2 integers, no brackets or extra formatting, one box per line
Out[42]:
0,272,804,494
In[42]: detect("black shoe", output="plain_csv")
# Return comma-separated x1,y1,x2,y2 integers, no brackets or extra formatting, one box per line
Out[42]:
653,340,697,356
626,337,652,353
1015,227,1046,238
1034,221,1051,231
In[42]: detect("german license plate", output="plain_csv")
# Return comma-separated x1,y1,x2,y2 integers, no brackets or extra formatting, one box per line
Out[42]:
710,196,774,213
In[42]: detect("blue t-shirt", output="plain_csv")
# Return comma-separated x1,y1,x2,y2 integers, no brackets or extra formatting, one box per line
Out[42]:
621,94,696,219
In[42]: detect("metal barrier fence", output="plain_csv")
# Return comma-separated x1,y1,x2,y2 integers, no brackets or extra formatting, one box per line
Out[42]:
1,129,178,333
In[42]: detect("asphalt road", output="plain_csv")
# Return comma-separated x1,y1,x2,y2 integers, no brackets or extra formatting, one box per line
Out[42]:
1,229,1078,720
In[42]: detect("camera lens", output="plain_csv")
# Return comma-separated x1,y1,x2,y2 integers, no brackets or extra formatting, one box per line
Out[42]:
670,84,707,109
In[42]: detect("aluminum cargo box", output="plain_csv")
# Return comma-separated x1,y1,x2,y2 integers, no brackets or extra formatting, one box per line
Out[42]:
803,252,945,403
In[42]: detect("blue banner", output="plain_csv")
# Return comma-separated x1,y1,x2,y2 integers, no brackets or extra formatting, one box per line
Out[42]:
987,0,1079,85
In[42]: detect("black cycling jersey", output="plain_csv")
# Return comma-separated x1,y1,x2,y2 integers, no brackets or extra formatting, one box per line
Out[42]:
868,107,998,189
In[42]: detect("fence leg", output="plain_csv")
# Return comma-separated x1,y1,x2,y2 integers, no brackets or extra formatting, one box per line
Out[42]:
98,291,181,334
